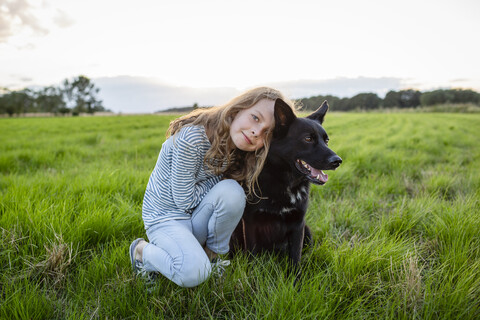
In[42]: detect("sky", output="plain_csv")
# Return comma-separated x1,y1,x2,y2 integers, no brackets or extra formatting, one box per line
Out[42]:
1,0,479,113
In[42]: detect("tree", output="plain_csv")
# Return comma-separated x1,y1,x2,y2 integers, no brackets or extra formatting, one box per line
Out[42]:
383,91,400,108
421,89,480,106
0,75,109,116
0,89,35,116
349,93,381,110
382,90,421,108
62,75,104,114
334,97,354,111
0,92,15,116
35,86,66,114
399,89,421,108
299,95,341,111
452,89,480,104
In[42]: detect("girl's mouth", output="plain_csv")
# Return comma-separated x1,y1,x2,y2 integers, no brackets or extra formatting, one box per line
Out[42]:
242,132,252,144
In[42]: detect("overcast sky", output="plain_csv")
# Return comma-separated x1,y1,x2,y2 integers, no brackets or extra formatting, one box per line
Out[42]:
1,0,479,113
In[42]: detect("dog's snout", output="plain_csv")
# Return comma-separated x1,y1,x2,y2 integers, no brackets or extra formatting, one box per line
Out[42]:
328,155,342,168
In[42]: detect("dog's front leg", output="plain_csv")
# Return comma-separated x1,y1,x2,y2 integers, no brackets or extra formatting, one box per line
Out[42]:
287,221,305,285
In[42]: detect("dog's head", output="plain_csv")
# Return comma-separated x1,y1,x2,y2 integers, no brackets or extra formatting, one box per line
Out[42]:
271,99,342,185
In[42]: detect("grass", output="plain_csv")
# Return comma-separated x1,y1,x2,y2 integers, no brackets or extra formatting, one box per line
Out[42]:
1,112,479,319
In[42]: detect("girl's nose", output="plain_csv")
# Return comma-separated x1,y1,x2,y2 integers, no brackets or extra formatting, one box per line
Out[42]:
253,123,266,137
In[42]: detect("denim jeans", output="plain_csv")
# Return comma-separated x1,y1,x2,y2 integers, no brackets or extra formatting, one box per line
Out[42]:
142,179,245,287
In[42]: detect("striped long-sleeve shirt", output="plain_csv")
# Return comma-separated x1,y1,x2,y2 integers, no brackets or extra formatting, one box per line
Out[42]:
142,125,222,229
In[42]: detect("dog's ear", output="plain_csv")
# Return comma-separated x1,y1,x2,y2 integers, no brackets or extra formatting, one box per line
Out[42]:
307,100,329,124
273,98,296,138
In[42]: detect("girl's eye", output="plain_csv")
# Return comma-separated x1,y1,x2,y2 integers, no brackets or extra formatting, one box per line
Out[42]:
252,114,259,122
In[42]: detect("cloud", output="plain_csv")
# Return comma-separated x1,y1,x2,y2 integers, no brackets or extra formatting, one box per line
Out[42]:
0,0,73,43
450,78,469,83
53,9,74,28
2,73,34,88
19,76,32,82
0,0,49,42
94,76,240,114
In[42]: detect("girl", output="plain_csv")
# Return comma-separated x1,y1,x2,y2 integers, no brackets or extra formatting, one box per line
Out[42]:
130,87,295,288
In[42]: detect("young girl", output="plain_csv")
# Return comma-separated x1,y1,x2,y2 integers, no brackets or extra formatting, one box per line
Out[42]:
130,87,295,288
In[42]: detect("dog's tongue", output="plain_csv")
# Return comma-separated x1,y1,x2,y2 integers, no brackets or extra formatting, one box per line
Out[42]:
310,167,328,183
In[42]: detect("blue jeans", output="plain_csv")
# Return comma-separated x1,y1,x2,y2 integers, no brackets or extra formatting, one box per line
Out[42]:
142,179,245,287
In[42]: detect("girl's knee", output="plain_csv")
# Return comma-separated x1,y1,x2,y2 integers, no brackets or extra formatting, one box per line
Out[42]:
217,179,246,211
176,257,212,287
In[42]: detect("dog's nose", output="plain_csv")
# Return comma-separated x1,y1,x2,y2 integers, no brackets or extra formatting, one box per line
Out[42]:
328,155,342,168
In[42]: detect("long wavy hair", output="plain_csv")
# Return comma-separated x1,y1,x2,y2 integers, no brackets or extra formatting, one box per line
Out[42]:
167,86,296,198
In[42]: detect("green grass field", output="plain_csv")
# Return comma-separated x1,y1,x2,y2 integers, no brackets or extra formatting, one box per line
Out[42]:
1,112,479,319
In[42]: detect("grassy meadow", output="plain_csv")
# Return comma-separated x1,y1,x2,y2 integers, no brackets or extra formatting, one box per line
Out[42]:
1,112,479,319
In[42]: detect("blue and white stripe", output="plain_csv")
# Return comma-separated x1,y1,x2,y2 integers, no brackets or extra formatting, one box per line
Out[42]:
142,125,222,229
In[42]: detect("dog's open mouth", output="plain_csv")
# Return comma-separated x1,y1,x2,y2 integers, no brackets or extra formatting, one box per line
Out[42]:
295,159,328,185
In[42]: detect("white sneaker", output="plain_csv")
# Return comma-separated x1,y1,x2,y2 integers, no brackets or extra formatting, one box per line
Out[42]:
211,258,231,278
129,238,158,285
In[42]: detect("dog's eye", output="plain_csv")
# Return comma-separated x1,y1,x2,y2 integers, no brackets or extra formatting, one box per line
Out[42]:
325,139,329,146
305,136,313,142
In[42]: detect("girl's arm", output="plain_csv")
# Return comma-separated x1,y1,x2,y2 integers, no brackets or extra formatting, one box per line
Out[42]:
170,138,219,210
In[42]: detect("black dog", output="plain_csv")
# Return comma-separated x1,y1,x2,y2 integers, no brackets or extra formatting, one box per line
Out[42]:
229,99,342,277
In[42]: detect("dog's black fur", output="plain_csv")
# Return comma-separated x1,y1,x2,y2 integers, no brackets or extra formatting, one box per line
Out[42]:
229,99,342,277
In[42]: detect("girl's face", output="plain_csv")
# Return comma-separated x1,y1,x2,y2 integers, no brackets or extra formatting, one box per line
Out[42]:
230,98,275,152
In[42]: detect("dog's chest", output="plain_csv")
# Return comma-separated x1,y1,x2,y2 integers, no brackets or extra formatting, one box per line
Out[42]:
286,185,308,205
266,184,309,216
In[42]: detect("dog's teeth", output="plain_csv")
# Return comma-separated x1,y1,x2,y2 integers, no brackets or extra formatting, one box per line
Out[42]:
299,160,311,171
301,161,309,170
316,174,320,180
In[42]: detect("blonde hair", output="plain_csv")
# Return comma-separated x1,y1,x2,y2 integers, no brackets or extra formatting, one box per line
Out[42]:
167,86,296,198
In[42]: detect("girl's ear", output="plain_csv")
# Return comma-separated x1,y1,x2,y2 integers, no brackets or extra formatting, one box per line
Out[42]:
306,100,329,124
273,98,296,138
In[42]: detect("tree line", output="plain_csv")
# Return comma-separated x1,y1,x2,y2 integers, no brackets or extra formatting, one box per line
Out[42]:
2,78,480,116
299,88,480,111
0,75,108,116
